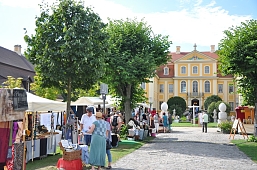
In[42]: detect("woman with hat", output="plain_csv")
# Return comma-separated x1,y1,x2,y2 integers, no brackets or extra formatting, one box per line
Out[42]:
87,112,107,170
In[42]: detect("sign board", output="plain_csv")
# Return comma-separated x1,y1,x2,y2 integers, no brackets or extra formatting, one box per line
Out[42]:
100,83,108,94
0,88,28,122
229,118,248,139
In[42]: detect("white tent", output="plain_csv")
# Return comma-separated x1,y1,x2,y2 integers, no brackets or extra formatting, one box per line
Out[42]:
26,92,66,112
71,96,107,106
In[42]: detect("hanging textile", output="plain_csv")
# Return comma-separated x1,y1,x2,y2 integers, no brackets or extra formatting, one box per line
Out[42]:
0,122,10,163
13,143,24,170
6,144,14,170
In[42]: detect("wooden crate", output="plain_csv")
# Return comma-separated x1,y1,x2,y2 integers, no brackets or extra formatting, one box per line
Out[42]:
59,142,81,161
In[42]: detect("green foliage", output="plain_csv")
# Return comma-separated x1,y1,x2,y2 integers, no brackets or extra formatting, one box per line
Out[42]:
247,135,257,142
2,76,23,89
167,96,186,117
207,101,231,116
103,18,172,122
218,19,257,106
180,116,187,121
218,121,233,131
120,124,128,139
24,0,108,116
204,95,222,110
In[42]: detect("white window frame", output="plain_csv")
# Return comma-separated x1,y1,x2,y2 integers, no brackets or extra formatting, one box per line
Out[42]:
204,66,210,74
164,67,169,75
229,84,234,93
218,84,223,93
229,102,234,111
205,81,210,93
168,84,173,93
181,81,186,93
160,84,164,93
193,66,198,74
181,66,186,74
192,81,198,92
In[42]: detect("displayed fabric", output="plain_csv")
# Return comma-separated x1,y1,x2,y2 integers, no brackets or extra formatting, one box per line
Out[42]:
15,122,23,143
13,143,24,170
80,145,89,164
57,158,82,170
40,138,47,156
0,122,10,163
9,121,13,146
26,139,40,163
6,144,14,170
12,122,18,144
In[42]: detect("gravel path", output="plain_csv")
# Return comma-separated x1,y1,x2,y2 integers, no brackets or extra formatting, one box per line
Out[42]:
112,127,257,170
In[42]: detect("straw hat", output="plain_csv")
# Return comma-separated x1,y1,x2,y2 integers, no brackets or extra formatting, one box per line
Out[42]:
96,112,102,119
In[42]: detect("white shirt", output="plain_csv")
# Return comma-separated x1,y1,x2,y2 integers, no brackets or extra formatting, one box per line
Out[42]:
80,114,96,135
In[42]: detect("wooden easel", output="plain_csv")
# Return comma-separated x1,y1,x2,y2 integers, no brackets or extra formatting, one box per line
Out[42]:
229,118,248,139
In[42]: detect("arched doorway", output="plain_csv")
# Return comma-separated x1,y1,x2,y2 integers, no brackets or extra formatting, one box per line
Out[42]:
191,98,200,114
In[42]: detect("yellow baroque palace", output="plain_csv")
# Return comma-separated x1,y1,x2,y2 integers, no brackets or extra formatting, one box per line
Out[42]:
144,44,238,115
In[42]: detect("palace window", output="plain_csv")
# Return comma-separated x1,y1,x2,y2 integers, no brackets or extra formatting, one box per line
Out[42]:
141,82,145,89
218,84,223,93
164,67,169,75
168,84,173,93
204,66,210,74
205,81,210,93
229,102,234,111
160,84,164,93
193,66,198,74
193,81,198,92
181,81,186,93
181,66,186,74
229,84,234,93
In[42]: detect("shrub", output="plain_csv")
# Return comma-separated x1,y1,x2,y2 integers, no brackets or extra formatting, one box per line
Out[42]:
218,121,232,131
247,135,257,142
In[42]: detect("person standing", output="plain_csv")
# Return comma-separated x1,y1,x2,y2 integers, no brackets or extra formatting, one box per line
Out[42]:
110,112,122,134
162,112,168,133
87,112,107,170
80,107,96,145
202,112,208,133
153,113,160,134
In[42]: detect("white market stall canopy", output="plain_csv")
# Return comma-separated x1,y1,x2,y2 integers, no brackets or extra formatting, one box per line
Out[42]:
71,96,108,106
27,92,66,112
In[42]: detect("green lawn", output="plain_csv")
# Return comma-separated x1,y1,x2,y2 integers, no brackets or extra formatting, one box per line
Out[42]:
231,139,257,164
171,122,217,127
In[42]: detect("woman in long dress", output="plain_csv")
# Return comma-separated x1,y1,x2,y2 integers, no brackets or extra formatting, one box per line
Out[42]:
87,112,107,170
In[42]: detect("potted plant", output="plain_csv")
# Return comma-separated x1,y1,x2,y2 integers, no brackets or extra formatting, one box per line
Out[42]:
218,121,232,134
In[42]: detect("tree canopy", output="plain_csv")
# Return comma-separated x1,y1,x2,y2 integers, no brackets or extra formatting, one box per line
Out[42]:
204,95,222,111
218,19,257,135
24,0,108,118
103,18,171,123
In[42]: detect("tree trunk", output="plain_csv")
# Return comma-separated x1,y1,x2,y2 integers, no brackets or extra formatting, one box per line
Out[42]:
124,84,132,124
65,77,72,132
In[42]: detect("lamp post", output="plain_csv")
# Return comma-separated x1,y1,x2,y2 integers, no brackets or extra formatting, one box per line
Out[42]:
100,83,108,115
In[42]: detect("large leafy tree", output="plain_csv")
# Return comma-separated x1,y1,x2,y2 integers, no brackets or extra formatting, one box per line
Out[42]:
167,96,187,117
218,19,257,136
103,19,171,123
204,95,222,111
24,0,108,119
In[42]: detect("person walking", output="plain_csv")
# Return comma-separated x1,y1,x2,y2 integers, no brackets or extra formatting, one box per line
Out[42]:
162,112,168,133
87,112,107,170
202,112,208,133
105,116,112,169
80,107,96,146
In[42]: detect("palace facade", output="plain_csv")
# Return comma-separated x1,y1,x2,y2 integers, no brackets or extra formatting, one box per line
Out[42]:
144,44,238,115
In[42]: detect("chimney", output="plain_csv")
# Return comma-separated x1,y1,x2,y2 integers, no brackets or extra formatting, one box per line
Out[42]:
14,45,22,55
210,45,215,53
176,46,181,54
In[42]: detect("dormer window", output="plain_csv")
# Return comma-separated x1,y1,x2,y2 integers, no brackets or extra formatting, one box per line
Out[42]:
164,66,169,75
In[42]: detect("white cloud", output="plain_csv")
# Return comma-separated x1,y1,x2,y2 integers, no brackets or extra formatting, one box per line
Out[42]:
0,0,253,51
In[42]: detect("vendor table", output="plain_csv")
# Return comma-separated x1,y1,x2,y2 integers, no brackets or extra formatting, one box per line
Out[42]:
57,158,82,170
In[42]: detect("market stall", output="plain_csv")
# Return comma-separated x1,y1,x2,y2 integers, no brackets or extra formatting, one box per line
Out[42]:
25,92,67,162
0,88,27,170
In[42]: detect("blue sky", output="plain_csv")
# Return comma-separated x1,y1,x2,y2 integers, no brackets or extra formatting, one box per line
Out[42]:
0,0,256,53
